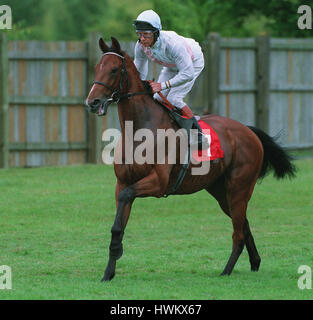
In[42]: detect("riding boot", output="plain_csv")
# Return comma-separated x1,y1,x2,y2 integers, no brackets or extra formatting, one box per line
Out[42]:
181,105,208,150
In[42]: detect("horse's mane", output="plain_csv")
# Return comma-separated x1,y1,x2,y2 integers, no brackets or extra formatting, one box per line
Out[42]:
140,80,172,109
141,78,183,113
141,80,154,96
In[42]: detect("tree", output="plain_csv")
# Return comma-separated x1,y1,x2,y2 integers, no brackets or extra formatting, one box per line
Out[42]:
4,0,152,41
213,0,313,38
3,0,312,40
154,0,313,40
91,0,153,41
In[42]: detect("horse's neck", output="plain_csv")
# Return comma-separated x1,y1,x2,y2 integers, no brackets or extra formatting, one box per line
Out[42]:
117,61,169,134
118,96,165,134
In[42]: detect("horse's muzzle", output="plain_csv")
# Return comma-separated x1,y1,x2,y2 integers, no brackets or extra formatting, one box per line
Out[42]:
86,98,112,116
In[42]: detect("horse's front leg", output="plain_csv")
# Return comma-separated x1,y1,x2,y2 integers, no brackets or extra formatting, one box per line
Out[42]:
102,183,134,282
102,169,168,281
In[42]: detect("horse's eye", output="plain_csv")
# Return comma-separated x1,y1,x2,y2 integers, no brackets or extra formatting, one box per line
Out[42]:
111,68,118,75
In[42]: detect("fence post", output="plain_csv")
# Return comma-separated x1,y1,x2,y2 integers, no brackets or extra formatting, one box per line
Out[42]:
256,34,270,132
206,33,220,114
0,34,9,168
87,32,103,164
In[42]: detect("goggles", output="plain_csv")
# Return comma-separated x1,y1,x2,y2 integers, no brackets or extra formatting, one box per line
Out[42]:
136,31,154,39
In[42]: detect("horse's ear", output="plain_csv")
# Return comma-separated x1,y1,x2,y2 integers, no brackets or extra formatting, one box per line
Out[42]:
99,38,109,53
111,37,121,53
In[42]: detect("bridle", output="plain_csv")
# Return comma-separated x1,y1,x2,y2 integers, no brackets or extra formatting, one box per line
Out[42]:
93,52,127,100
88,52,149,116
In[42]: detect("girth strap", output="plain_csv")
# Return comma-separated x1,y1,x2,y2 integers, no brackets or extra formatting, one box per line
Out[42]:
162,110,194,197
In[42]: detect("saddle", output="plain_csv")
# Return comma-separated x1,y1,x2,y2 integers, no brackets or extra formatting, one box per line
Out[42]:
141,81,198,138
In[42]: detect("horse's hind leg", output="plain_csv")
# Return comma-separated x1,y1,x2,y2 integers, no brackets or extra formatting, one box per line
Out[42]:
243,219,261,271
220,198,247,275
207,176,260,275
206,179,245,275
221,164,263,275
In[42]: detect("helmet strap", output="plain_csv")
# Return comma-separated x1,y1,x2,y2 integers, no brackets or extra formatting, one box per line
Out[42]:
153,30,159,43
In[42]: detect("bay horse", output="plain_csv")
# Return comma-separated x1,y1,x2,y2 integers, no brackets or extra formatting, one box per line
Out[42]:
86,37,296,281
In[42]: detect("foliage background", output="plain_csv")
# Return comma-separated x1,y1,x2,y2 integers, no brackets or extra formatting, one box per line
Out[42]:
2,0,313,41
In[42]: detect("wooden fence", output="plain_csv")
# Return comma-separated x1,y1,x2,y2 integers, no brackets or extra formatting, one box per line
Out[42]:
205,34,313,149
0,33,312,168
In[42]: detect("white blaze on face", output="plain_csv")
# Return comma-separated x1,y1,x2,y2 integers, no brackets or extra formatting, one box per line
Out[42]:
86,84,97,105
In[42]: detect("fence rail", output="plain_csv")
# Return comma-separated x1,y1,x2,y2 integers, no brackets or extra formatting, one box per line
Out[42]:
206,35,313,148
0,33,312,168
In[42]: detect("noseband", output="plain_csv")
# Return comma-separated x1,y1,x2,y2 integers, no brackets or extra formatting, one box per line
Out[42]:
90,52,148,116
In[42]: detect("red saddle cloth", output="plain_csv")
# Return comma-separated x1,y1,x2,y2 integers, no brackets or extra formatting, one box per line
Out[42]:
192,120,224,163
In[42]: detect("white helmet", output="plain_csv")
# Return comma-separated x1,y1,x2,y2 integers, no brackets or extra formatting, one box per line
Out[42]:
133,10,162,31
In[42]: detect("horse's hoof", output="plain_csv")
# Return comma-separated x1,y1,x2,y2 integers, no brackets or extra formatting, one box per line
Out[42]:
250,259,261,272
101,257,117,282
101,270,115,282
220,270,231,276
251,265,260,272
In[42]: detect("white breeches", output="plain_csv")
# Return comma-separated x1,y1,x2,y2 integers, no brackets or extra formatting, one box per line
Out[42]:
153,60,204,109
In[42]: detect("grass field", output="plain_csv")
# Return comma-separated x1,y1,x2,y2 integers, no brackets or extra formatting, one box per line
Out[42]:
0,159,312,300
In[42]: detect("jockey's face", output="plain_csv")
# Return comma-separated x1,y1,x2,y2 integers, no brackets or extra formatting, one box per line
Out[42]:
136,31,155,47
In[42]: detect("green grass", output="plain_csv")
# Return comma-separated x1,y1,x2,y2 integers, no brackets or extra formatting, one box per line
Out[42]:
290,149,313,160
0,159,312,300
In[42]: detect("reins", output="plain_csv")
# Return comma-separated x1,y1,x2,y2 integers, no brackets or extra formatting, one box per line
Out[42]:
93,52,177,110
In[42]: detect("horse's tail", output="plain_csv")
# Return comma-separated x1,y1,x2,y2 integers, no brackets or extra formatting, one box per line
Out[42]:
247,126,296,180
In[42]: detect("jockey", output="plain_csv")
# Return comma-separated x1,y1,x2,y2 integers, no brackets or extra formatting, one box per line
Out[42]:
133,9,207,148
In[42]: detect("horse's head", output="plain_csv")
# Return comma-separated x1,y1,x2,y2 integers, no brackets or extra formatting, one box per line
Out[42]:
86,37,127,116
